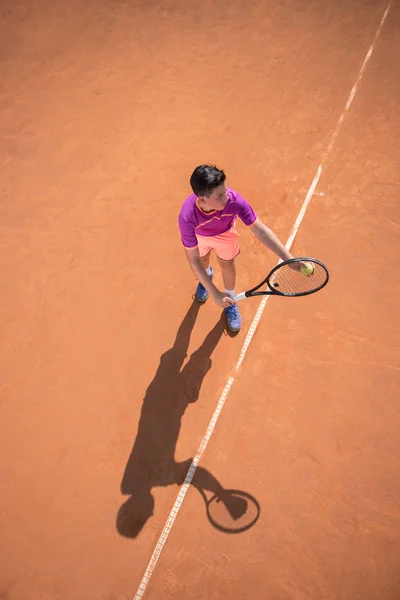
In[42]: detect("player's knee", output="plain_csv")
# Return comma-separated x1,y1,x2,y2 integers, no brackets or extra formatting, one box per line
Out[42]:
218,257,235,268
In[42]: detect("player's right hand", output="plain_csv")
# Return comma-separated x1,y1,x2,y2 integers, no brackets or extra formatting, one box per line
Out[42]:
212,290,235,308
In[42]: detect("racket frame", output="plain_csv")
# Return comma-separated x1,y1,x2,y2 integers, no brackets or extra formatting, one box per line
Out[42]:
234,257,329,301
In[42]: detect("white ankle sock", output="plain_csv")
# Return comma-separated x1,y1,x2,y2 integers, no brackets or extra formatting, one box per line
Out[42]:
206,266,212,275
225,288,236,299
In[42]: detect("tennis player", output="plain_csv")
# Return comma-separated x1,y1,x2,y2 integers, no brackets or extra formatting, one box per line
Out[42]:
178,164,295,332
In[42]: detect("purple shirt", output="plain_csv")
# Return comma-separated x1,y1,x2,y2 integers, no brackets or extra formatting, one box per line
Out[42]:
178,188,257,248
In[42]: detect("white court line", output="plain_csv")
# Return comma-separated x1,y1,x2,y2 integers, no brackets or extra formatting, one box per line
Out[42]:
134,3,391,598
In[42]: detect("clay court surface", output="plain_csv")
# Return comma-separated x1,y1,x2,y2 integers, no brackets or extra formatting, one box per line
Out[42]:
1,0,400,598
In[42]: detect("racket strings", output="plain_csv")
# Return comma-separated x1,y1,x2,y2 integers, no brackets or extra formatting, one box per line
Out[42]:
269,262,327,295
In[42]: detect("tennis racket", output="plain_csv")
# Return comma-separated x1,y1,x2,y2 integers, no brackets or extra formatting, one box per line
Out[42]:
234,257,329,301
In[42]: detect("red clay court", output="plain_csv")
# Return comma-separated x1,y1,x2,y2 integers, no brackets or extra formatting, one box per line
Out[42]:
1,1,399,599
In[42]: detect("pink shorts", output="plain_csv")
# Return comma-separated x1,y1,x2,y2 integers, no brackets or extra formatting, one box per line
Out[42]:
196,225,240,261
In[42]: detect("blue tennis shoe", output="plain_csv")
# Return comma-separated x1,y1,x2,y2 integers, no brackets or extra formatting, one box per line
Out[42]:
224,303,242,332
195,266,214,302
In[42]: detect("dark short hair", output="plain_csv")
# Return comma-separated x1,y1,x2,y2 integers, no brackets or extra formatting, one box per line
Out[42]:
190,164,226,197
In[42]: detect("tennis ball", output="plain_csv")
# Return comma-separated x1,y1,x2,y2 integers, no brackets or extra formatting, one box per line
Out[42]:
301,262,314,276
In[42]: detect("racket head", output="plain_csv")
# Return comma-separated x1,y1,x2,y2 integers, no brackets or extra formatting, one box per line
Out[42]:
205,489,260,534
267,257,329,297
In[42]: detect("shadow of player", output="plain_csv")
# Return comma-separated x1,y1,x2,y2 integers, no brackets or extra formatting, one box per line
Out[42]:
116,300,248,538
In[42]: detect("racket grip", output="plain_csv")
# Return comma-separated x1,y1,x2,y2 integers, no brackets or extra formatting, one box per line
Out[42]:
233,292,246,302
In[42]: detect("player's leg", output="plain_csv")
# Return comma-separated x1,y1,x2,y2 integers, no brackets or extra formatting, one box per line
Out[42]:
200,253,211,270
217,256,236,295
216,256,242,332
194,238,214,302
217,256,236,296
214,228,242,332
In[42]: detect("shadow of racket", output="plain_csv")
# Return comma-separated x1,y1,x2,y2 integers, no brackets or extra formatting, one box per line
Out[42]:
197,488,260,534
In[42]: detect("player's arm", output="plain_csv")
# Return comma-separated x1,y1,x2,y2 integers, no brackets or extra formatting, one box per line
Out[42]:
184,247,234,307
251,218,293,262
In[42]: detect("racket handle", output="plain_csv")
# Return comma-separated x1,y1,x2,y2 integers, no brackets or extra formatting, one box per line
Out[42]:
233,292,246,302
